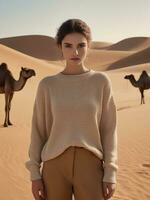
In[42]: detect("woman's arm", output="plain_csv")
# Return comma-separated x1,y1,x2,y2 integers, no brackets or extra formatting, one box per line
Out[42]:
99,74,118,183
25,79,47,181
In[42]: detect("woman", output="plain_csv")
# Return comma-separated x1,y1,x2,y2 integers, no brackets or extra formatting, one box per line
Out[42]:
25,18,118,200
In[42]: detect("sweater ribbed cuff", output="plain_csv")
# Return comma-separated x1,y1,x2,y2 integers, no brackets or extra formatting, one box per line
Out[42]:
25,162,42,181
102,168,117,183
29,166,42,181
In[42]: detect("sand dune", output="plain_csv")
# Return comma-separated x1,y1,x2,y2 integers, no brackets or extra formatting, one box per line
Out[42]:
107,37,150,51
0,35,62,60
108,47,150,70
108,62,150,73
85,49,133,70
0,35,150,200
90,41,113,49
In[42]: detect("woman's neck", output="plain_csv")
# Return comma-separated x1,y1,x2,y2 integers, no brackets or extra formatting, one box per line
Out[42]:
62,63,89,75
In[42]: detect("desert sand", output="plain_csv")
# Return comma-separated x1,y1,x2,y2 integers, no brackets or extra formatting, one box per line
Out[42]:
0,36,150,200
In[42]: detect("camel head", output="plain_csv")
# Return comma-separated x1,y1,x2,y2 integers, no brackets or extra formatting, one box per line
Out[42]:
20,67,36,79
124,74,134,80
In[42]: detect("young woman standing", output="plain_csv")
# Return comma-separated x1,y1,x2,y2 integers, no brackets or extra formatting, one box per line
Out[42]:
25,18,118,200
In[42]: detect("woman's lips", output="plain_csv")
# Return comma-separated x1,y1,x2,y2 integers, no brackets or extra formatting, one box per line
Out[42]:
71,58,80,60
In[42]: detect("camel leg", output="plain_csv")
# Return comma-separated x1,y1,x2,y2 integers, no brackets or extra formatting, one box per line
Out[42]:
140,90,143,104
140,88,144,104
4,93,10,127
143,97,145,104
142,90,145,104
8,92,14,125
141,94,143,104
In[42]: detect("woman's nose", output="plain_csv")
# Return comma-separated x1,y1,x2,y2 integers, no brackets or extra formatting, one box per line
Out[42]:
73,49,79,55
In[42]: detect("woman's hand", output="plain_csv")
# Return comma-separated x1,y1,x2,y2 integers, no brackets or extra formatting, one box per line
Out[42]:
32,179,46,200
102,182,116,199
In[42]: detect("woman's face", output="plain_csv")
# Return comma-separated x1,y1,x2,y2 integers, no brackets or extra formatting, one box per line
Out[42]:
59,32,89,65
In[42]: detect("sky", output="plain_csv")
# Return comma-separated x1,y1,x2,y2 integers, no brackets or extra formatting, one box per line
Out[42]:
0,0,149,43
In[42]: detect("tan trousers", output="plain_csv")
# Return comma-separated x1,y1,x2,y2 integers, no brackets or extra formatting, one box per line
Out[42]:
42,146,104,200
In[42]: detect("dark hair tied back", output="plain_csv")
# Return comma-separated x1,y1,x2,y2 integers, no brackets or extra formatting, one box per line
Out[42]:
55,18,92,47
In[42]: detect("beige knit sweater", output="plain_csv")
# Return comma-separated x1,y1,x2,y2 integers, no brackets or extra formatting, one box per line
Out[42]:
25,69,118,183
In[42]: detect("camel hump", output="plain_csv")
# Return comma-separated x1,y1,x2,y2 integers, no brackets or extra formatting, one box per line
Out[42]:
0,62,9,70
139,70,149,80
141,70,149,77
0,63,14,84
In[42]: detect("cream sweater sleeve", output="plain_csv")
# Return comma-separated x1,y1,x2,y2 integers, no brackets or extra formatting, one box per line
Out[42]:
100,75,118,183
25,80,48,181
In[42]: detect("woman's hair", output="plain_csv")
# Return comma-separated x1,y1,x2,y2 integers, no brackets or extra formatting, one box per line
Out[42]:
55,18,92,47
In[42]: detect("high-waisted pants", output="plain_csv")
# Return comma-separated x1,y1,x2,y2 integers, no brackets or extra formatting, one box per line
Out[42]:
42,146,104,200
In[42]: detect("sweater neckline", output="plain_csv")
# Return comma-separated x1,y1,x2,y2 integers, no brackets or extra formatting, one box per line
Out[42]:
58,69,94,78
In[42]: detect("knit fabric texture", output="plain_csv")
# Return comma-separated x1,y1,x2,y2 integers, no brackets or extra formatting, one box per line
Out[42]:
25,69,118,183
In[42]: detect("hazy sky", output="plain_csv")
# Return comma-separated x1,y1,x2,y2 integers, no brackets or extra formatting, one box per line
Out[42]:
0,0,149,43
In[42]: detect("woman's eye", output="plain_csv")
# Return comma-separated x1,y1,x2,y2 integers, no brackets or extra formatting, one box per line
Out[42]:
79,44,85,48
64,44,85,48
65,45,71,48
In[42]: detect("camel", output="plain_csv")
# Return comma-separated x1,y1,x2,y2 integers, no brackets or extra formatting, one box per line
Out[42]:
0,62,36,127
124,70,150,104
